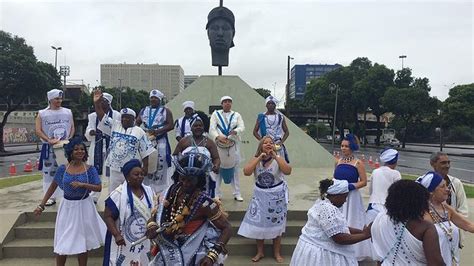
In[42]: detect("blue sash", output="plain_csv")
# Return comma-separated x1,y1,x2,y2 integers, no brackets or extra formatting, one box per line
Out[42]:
216,111,235,136
38,143,51,171
148,107,163,130
258,113,267,137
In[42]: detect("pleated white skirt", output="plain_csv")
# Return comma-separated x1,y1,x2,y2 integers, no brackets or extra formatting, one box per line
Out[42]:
290,239,358,266
54,196,106,255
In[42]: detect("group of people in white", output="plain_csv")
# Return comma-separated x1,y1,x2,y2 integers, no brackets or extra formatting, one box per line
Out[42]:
32,88,472,266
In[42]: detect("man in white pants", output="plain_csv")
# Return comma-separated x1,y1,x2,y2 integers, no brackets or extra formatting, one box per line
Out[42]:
209,96,245,201
93,90,155,193
85,92,120,202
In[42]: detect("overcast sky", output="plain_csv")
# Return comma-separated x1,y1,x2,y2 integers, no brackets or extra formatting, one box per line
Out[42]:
1,0,472,102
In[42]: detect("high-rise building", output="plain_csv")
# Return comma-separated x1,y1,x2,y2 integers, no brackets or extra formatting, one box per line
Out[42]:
289,64,342,100
184,75,199,89
100,63,184,100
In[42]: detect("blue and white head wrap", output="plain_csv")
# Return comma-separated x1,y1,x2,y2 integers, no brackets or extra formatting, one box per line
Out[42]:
265,95,278,105
102,92,113,104
343,133,359,151
150,89,164,100
121,159,142,178
380,148,399,165
120,108,136,118
47,89,63,101
416,171,443,192
327,179,349,195
173,152,211,178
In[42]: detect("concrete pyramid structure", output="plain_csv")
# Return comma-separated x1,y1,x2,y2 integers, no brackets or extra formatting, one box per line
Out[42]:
165,75,334,168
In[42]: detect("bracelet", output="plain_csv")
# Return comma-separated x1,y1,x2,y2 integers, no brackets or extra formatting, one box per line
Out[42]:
206,254,217,263
147,221,158,229
37,205,45,211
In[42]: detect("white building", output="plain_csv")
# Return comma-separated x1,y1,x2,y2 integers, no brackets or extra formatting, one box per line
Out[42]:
100,63,184,100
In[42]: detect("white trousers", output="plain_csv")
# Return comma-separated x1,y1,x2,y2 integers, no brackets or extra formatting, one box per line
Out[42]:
214,166,241,198
109,169,125,194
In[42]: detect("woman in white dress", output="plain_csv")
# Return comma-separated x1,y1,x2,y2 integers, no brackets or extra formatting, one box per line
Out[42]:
290,178,371,266
371,179,445,265
417,171,474,266
34,138,106,266
238,136,292,263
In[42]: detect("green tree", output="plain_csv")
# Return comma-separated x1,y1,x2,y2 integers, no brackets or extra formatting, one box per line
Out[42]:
394,68,414,88
254,88,272,98
443,84,474,128
0,31,61,152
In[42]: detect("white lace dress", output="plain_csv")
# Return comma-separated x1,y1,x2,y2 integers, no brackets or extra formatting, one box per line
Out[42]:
290,198,357,266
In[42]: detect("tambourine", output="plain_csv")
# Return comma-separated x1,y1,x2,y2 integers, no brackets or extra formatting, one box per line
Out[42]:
52,140,70,165
274,144,282,151
216,138,235,149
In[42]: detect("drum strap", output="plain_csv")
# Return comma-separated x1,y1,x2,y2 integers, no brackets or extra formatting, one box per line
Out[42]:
216,111,235,136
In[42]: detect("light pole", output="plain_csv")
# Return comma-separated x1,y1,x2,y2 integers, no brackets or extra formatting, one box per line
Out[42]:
118,78,123,109
286,55,294,115
330,83,340,152
399,55,407,69
51,46,62,71
438,109,443,151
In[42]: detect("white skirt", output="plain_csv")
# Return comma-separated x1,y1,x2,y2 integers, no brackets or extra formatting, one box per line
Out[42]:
54,196,106,255
340,189,371,260
290,239,358,266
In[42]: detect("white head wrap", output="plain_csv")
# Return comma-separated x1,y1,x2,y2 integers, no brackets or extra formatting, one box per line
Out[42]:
327,179,349,195
47,89,63,101
120,108,136,118
380,148,399,164
182,101,195,111
220,95,232,103
415,171,443,192
150,89,164,100
102,92,113,104
265,95,278,105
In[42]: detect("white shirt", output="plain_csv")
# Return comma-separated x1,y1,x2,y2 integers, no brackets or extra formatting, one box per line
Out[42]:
368,166,401,205
209,109,245,141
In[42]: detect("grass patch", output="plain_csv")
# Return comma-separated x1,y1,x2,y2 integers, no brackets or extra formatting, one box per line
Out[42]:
0,174,42,189
401,173,474,198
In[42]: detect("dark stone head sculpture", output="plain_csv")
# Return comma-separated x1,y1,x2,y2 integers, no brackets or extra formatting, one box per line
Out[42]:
206,6,235,67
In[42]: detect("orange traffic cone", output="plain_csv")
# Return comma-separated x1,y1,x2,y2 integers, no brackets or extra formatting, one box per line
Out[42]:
368,156,373,166
9,163,17,175
35,159,40,170
375,159,380,169
24,160,33,172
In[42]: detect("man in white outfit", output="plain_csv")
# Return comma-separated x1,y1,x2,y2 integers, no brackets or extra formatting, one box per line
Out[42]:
85,92,120,202
209,96,245,201
174,100,199,142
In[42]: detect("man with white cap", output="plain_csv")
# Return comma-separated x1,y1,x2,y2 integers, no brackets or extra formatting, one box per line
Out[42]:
174,100,199,141
209,95,245,201
366,148,401,223
253,95,290,162
136,89,174,193
85,92,120,202
93,90,155,193
360,148,401,259
35,89,75,206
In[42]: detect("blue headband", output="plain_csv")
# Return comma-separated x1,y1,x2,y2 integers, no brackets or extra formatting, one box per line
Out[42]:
63,137,84,158
121,159,142,177
416,171,443,192
344,134,359,151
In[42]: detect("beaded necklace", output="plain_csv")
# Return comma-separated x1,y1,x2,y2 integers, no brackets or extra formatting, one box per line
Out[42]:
340,155,355,163
429,202,458,264
382,222,406,265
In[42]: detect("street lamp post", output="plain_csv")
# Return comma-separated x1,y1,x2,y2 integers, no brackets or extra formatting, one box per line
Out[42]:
399,55,407,69
329,83,340,152
51,46,62,71
286,55,294,115
118,78,123,109
438,109,443,151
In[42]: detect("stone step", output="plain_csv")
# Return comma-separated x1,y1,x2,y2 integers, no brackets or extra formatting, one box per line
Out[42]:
23,210,309,223
14,220,305,240
2,238,104,258
227,236,298,256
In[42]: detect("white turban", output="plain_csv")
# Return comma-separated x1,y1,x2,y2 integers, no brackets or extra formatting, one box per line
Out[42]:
120,108,136,118
416,171,443,192
327,179,349,195
220,95,232,103
47,89,63,101
150,89,164,100
182,101,195,111
265,95,278,105
102,93,113,104
380,148,399,164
